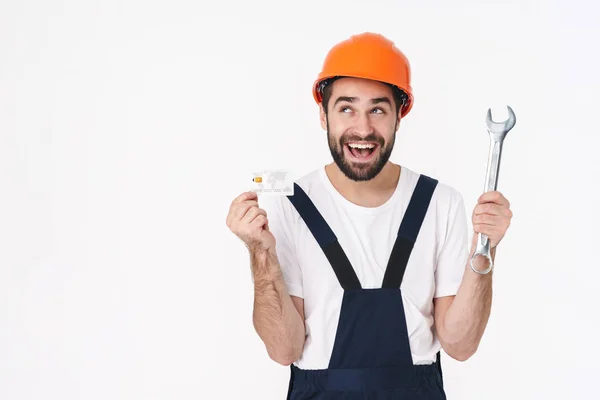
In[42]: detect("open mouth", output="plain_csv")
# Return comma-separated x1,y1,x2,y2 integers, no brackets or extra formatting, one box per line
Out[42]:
345,142,379,161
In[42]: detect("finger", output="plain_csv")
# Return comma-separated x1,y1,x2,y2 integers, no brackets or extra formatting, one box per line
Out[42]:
227,193,258,226
232,191,258,206
473,227,497,249
243,206,266,224
472,214,502,226
231,200,259,221
475,223,505,240
250,214,268,230
473,223,500,237
473,203,506,217
478,191,509,207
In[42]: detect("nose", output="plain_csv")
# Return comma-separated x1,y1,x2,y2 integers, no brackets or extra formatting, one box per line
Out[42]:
354,112,374,136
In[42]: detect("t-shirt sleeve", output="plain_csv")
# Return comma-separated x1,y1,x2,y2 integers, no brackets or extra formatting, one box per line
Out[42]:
263,196,304,299
434,189,469,298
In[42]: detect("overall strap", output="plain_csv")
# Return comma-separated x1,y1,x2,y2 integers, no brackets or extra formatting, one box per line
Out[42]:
437,351,444,386
286,183,362,291
382,174,438,288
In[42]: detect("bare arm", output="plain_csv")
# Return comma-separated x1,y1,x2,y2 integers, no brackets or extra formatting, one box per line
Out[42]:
226,191,306,366
434,190,512,361
434,240,494,361
251,247,306,366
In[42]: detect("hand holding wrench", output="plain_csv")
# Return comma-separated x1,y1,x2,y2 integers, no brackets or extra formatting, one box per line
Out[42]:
470,106,516,275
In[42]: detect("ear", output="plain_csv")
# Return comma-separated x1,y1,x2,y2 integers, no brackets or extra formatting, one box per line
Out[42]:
319,103,327,130
395,113,401,132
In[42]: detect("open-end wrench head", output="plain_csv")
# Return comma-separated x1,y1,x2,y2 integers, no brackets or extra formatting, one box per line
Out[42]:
485,105,516,136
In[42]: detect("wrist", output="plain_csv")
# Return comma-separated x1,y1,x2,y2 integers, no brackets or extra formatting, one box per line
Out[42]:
250,245,277,262
250,247,281,282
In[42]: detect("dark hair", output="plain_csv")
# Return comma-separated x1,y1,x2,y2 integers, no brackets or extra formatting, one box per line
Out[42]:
318,77,409,116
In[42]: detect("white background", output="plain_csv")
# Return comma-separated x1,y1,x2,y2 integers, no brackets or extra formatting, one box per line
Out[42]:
1,0,599,399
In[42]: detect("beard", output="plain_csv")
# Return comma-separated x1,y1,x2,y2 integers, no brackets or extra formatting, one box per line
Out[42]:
327,121,396,182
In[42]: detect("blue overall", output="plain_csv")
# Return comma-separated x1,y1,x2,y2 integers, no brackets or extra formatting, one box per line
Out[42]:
284,174,446,399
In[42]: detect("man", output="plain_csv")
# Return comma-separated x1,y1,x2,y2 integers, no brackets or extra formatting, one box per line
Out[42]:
226,32,512,399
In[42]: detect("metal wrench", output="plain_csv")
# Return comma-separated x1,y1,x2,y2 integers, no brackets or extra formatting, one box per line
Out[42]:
470,105,516,275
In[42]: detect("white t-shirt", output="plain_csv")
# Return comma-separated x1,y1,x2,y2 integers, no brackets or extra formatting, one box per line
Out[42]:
261,165,469,369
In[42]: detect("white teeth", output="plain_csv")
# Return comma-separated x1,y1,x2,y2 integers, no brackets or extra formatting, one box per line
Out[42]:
348,143,375,149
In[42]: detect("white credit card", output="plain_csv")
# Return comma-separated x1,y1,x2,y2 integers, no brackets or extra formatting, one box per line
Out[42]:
249,169,294,196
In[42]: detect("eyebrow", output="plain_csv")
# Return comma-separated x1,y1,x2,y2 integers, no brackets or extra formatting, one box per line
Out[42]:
333,96,392,106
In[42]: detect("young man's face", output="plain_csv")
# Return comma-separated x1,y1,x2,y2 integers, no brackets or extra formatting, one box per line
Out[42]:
321,77,401,182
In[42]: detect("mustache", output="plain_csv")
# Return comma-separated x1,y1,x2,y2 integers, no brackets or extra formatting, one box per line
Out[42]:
339,132,385,146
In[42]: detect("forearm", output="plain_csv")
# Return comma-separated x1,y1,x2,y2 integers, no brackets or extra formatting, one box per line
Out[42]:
440,245,495,360
250,248,305,365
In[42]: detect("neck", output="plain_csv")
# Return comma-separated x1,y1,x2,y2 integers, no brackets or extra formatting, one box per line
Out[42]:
324,161,401,208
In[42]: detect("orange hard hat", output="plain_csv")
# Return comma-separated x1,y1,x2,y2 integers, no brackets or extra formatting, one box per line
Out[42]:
313,32,414,117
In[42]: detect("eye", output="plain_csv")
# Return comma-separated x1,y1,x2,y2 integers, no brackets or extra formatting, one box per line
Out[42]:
371,108,385,114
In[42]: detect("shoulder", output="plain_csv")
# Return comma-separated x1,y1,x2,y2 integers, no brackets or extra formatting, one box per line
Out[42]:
402,166,464,205
403,167,469,253
403,166,466,224
433,179,464,210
